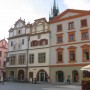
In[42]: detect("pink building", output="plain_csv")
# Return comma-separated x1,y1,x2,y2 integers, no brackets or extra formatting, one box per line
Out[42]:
0,39,8,77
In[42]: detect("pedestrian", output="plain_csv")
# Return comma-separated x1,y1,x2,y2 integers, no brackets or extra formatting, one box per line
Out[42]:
67,75,70,84
1,75,4,85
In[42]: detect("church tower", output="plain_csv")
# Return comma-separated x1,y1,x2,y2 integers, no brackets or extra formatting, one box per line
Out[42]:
49,0,59,21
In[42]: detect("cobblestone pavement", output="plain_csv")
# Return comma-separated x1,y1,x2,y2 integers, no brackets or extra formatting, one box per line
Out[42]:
0,82,81,90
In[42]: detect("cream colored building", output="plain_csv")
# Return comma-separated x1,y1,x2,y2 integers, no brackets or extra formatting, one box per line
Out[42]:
28,18,50,82
49,9,90,84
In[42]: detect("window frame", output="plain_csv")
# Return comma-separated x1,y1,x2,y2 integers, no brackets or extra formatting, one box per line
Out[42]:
38,53,46,63
68,32,76,42
68,46,77,63
29,54,34,64
80,29,89,40
57,24,62,32
18,54,25,65
81,44,90,62
56,48,64,63
56,34,63,44
68,22,74,30
81,19,87,27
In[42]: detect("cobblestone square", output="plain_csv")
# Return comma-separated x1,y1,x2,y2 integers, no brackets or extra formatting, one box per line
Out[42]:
0,82,81,90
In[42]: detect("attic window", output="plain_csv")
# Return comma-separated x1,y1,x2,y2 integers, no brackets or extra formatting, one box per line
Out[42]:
18,30,21,34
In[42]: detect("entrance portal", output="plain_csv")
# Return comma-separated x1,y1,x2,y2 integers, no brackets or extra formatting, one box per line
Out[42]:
37,70,48,82
18,70,24,80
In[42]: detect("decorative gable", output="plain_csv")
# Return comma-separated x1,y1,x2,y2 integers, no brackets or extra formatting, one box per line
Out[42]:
32,18,49,34
14,17,25,28
50,9,90,23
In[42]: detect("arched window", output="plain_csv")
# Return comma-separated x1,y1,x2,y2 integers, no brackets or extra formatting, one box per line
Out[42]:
72,70,79,82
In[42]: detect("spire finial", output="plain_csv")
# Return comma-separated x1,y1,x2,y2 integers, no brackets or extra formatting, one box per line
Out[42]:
49,0,59,21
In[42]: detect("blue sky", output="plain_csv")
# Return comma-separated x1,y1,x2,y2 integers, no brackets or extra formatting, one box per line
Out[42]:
0,0,90,40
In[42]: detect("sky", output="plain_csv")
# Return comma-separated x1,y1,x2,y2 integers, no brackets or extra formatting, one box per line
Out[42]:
0,0,90,40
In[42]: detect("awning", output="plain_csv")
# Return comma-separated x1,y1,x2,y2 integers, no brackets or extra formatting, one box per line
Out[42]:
81,64,90,72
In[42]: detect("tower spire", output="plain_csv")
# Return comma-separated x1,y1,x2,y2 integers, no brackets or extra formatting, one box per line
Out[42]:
49,0,59,21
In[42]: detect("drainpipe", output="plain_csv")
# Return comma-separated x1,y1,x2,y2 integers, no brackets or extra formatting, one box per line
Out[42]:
26,36,30,81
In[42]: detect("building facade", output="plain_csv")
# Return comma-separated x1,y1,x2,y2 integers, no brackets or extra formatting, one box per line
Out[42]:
6,18,31,81
6,9,90,85
6,18,50,82
0,39,8,78
49,9,90,84
27,18,50,82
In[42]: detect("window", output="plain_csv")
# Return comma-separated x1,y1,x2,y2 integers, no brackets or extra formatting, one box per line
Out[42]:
68,32,75,42
11,41,13,46
81,19,87,27
29,72,33,78
57,34,63,44
29,54,34,63
68,46,77,62
42,39,48,45
81,44,90,62
18,55,25,64
70,51,75,61
58,37,63,43
31,40,38,47
56,48,64,63
10,56,16,65
38,53,46,63
69,34,75,41
57,24,62,32
0,51,2,57
84,49,89,60
58,52,63,62
18,30,21,34
22,39,24,44
82,32,88,39
81,29,89,40
68,22,74,30
39,39,48,46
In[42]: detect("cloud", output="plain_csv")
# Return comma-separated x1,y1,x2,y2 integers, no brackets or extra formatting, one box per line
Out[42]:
64,0,90,10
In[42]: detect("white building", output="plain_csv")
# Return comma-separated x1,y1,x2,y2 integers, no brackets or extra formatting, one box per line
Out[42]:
6,18,31,81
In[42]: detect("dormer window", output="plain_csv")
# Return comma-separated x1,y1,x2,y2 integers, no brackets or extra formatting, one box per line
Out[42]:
18,30,21,34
